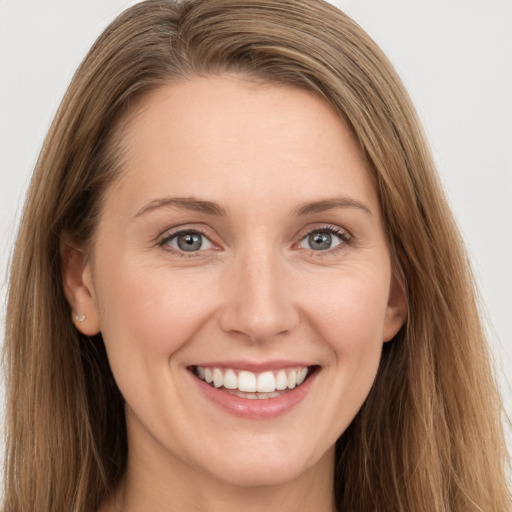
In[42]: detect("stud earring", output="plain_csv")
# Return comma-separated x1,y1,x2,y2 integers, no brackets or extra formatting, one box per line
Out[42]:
74,312,86,323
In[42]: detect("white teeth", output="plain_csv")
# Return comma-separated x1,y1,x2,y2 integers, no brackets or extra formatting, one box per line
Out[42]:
195,365,312,395
223,369,238,389
213,368,223,388
256,371,276,392
238,371,257,392
287,370,297,389
297,367,307,385
227,390,283,400
275,370,288,390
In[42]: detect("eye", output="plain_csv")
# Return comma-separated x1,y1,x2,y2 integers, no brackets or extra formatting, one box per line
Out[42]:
298,227,348,251
162,230,213,252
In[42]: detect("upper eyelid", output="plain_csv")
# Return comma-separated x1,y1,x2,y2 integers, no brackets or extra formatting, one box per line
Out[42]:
293,225,353,256
158,224,213,242
158,228,217,257
160,229,210,243
295,223,351,241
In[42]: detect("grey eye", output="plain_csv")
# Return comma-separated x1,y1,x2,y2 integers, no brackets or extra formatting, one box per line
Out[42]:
167,232,212,252
299,230,342,251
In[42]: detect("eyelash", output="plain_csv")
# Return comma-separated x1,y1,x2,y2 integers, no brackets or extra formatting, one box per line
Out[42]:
158,227,214,258
158,224,352,257
295,224,352,257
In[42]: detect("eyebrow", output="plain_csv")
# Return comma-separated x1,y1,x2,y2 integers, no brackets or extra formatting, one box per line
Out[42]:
133,197,226,218
293,197,373,217
132,195,372,219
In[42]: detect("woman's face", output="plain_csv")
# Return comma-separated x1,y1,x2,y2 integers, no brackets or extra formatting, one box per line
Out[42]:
68,76,406,489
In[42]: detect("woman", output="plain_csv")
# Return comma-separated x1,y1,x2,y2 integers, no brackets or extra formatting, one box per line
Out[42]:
3,0,510,510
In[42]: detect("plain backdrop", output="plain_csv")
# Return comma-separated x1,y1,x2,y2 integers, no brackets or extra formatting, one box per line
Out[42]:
1,0,511,473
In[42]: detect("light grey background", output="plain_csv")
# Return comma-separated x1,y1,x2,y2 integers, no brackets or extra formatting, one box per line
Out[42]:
1,0,511,475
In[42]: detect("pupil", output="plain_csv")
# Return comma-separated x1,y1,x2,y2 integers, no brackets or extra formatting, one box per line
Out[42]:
177,233,202,251
309,231,331,250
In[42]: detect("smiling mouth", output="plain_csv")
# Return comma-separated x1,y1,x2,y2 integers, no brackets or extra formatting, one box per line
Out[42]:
189,365,318,399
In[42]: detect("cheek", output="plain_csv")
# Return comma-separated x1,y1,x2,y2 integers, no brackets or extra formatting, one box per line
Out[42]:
93,256,218,376
307,265,390,347
305,269,389,423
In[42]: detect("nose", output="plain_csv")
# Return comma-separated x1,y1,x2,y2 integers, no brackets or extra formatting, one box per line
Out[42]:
218,247,300,343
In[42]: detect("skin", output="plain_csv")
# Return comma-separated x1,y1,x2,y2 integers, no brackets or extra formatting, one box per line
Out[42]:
62,76,406,512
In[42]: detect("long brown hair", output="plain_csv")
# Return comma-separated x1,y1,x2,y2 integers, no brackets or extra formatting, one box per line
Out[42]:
3,1,510,510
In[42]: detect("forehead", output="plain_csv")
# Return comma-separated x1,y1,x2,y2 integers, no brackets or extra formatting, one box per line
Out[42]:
106,75,379,218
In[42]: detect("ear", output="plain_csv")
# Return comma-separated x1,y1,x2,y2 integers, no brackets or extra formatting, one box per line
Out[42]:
383,267,407,342
60,234,101,335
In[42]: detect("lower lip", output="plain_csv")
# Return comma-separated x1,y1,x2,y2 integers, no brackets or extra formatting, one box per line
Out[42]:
190,371,317,419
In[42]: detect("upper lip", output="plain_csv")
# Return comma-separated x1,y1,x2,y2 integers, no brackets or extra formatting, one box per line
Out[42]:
189,360,315,372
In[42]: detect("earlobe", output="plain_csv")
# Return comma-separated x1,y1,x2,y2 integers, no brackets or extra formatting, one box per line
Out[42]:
383,269,408,342
60,234,101,336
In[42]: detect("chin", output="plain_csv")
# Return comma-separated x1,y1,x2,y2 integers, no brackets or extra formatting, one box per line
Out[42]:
211,459,310,488
197,440,332,489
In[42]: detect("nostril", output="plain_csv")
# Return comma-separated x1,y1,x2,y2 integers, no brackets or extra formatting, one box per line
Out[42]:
218,267,300,340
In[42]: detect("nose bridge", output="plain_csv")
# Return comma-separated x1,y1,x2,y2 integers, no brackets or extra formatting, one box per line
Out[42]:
220,242,298,341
